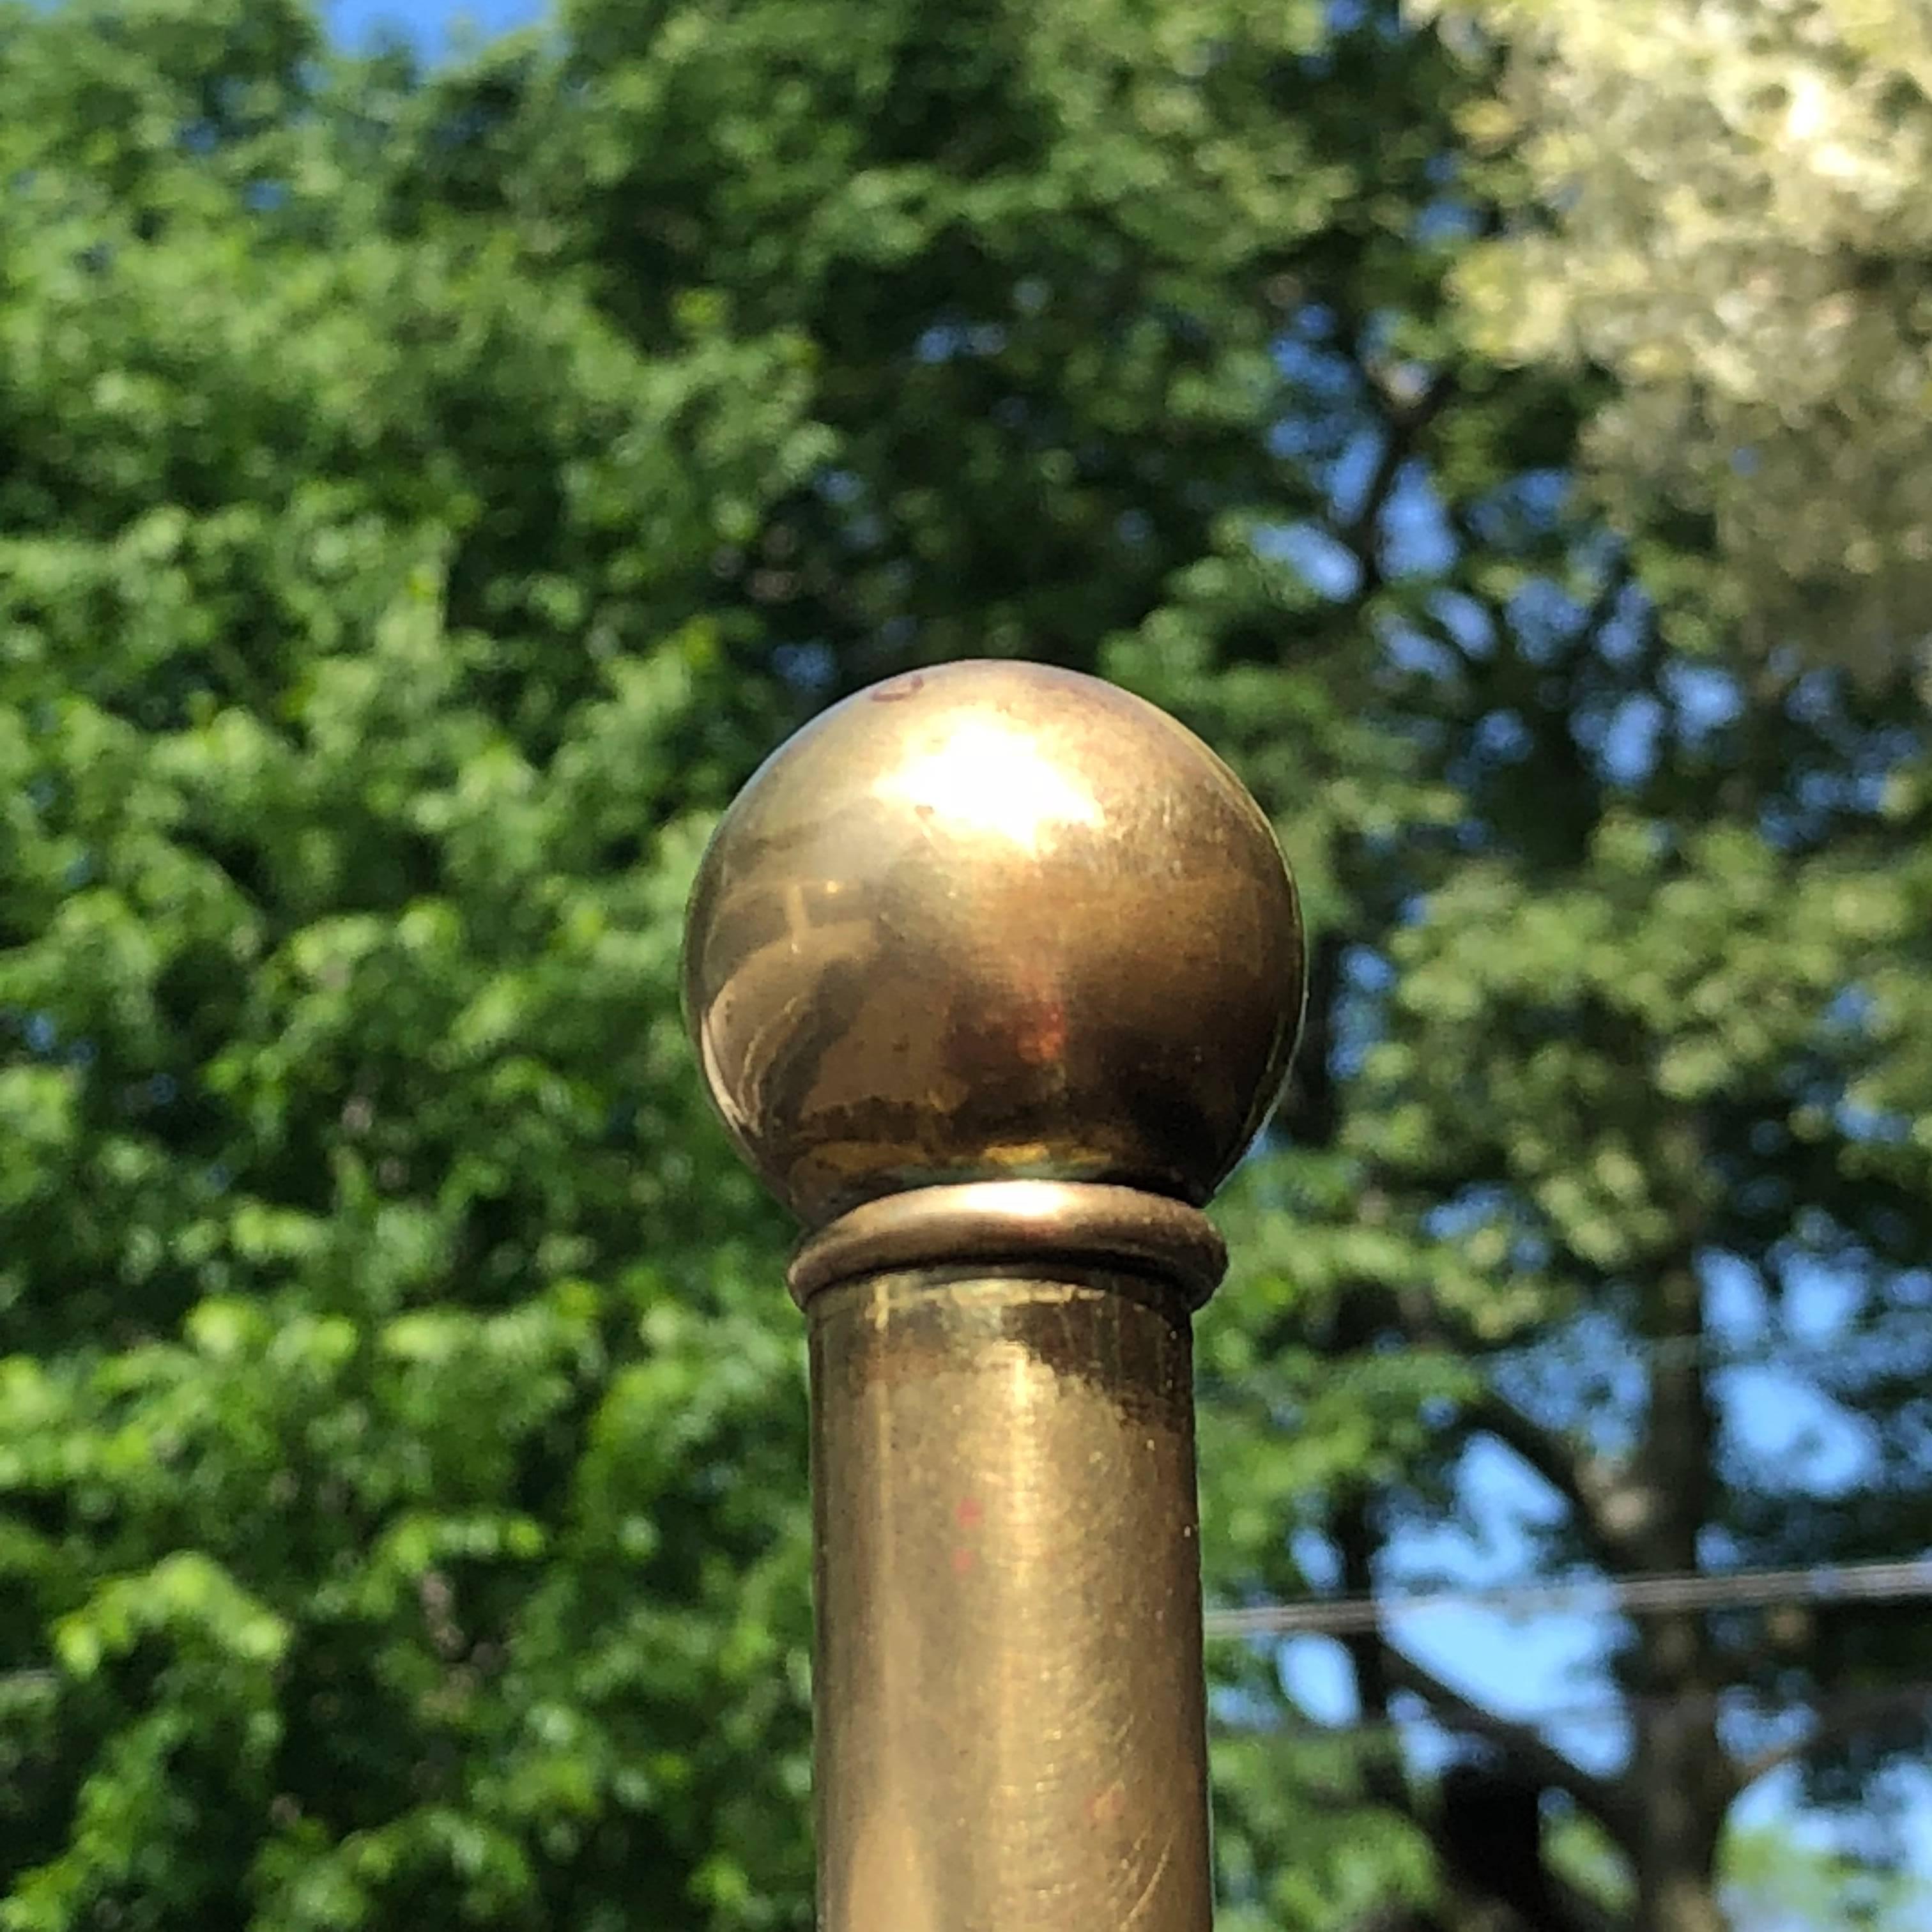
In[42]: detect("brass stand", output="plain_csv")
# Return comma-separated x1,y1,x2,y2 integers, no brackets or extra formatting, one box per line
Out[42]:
684,663,1304,1931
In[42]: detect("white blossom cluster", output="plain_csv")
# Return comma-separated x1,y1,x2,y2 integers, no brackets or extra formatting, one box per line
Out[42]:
1423,0,1932,676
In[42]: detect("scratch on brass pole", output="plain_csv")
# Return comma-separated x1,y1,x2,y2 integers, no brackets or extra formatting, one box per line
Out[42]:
683,661,1305,1931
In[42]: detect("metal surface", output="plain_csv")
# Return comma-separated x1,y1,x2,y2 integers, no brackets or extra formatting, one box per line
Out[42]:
811,1269,1212,1932
787,1177,1226,1309
682,660,1304,1230
681,659,1307,1932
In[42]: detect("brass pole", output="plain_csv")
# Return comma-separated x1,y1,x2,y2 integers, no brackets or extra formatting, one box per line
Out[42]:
684,661,1305,1932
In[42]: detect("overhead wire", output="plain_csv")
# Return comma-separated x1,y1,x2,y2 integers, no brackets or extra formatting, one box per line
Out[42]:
1205,1554,1932,1638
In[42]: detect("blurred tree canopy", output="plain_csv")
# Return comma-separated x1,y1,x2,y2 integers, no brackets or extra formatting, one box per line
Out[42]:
1421,0,1932,683
2,3,1930,1931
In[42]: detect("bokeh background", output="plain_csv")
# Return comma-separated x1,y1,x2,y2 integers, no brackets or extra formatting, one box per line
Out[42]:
4,1,1932,1927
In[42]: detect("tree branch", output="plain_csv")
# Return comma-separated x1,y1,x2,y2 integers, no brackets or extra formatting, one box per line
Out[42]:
1735,1683,1932,1792
1392,1289,1644,1574
1531,1871,1623,1932
1380,1639,1641,1846
1458,1386,1643,1573
1369,1759,1625,1932
1337,367,1459,602
1337,1491,1413,1816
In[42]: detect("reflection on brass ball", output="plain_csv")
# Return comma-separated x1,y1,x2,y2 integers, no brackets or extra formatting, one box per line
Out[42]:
682,661,1306,1230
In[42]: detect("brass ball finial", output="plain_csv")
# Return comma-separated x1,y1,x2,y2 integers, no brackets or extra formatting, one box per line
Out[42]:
682,661,1305,1238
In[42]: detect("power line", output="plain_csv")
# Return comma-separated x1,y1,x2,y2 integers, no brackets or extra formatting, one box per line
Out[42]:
1205,1555,1932,1639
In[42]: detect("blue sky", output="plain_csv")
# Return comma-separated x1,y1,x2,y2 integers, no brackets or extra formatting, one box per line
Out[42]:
314,0,1932,1912
323,0,548,59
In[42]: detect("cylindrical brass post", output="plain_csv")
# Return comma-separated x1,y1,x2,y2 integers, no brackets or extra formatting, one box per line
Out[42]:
684,663,1305,1931
811,1266,1209,1929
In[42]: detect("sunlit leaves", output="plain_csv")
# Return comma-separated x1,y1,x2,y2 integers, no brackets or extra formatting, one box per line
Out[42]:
1428,0,1932,678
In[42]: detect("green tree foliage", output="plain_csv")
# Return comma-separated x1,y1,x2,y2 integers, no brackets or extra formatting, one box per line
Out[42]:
0,6,823,1925
3,3,1929,1931
1724,1823,1932,1931
1416,0,1932,681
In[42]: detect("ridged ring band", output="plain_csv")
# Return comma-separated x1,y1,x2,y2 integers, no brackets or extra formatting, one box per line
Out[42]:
788,1178,1228,1310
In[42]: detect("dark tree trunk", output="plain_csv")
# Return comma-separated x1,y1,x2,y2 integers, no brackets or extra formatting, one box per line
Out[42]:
1627,1253,1731,1932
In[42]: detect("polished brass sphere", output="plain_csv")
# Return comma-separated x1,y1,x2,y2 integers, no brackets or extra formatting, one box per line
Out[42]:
682,661,1305,1230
